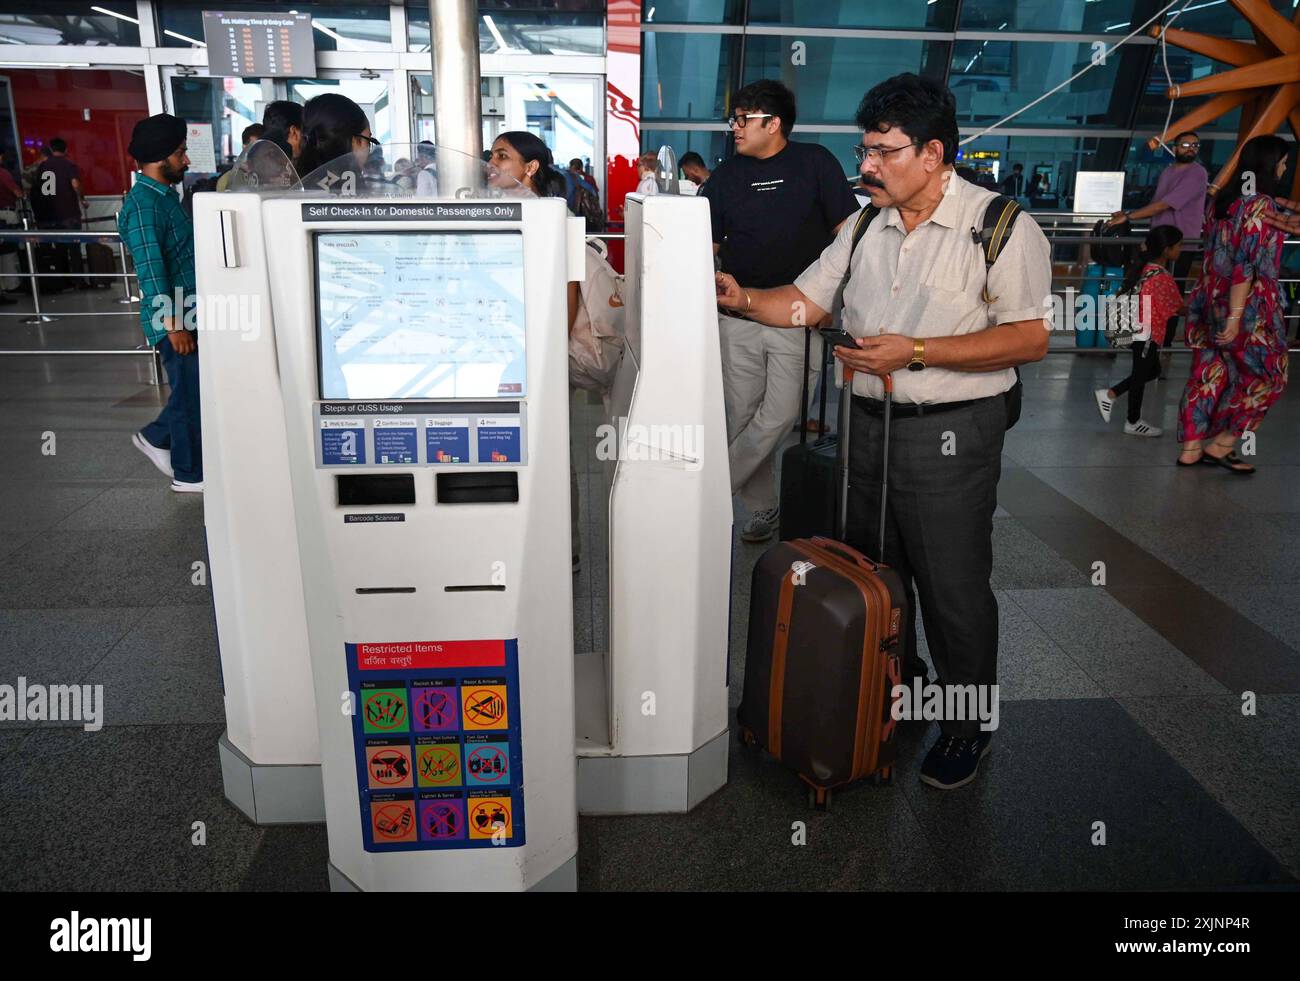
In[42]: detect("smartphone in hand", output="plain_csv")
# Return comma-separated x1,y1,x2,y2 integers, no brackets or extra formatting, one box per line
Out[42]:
818,326,860,349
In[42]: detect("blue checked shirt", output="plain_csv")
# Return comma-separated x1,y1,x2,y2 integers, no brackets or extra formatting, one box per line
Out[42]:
117,174,196,347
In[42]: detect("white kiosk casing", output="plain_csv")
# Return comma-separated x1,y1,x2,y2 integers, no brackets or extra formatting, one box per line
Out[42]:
195,176,731,842
576,193,732,812
196,192,324,824
205,192,579,890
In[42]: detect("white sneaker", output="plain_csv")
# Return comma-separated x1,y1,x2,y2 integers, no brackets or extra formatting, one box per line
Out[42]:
170,479,204,493
1123,419,1163,438
132,432,173,478
742,507,780,543
1093,388,1113,424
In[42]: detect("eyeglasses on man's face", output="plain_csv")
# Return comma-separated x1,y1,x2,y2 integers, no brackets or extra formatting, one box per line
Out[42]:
726,113,773,129
852,141,919,165
1177,141,1200,150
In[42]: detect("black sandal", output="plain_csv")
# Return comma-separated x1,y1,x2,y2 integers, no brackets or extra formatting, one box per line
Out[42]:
1176,451,1203,467
1201,450,1256,474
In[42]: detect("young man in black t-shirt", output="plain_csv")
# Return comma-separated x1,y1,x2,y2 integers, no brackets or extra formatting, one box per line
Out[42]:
701,80,859,541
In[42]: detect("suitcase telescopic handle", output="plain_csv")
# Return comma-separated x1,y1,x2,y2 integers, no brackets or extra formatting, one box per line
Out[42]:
836,367,892,564
878,373,892,564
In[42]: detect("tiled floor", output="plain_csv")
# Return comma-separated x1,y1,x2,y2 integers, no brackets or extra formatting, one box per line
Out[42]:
1,288,1296,891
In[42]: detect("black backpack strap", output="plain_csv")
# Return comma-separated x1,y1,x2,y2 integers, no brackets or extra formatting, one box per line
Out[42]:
977,194,1023,304
847,203,878,273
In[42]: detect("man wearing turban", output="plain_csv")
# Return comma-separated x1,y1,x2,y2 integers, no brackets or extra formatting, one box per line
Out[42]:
118,113,203,492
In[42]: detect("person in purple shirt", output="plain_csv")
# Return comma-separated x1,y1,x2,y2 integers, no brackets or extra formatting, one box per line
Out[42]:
1105,131,1208,361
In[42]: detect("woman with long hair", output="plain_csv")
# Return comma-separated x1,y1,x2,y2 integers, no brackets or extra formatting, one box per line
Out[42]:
1176,134,1291,474
293,92,376,182
487,132,589,566
488,131,566,198
1093,225,1186,436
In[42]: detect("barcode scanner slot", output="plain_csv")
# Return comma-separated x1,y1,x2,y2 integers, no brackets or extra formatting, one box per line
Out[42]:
444,585,507,592
337,473,415,506
356,587,416,595
436,471,519,504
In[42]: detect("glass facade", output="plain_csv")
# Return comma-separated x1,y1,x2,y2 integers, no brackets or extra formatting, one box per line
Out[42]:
0,0,1290,213
407,1,605,55
0,3,140,46
640,0,1286,210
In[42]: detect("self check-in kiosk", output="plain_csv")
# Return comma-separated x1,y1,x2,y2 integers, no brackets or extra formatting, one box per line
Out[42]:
272,193,577,891
195,148,730,888
199,151,578,890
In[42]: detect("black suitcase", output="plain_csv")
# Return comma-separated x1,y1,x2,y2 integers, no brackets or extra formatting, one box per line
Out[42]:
86,241,118,289
740,368,908,809
33,243,70,293
778,327,837,541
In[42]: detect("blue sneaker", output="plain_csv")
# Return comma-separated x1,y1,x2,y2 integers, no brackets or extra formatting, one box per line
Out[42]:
919,732,992,790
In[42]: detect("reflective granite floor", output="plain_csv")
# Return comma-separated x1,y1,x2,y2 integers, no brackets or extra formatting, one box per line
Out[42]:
0,290,1296,891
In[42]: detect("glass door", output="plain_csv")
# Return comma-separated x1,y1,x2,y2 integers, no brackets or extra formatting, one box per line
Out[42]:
164,71,272,176
410,72,603,200
164,69,394,179
285,74,393,146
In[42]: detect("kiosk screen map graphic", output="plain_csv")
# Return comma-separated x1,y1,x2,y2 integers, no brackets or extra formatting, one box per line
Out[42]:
316,232,527,401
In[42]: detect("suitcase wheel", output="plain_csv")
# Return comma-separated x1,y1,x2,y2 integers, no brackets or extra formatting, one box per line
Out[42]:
870,767,893,787
808,787,831,812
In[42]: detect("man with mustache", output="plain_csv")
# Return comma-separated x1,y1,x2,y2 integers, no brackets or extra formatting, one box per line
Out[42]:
119,113,203,493
701,79,860,543
716,74,1051,789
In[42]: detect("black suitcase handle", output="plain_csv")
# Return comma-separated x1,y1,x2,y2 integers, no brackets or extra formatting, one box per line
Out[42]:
797,327,831,446
836,366,891,564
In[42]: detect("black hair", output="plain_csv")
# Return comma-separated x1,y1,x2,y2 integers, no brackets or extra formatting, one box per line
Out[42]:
241,123,264,145
1121,225,1184,295
855,73,959,165
262,100,303,146
49,137,67,154
1214,134,1289,220
679,151,706,169
1173,131,1199,145
496,130,556,196
732,79,796,137
295,93,370,176
1012,162,1023,172
544,167,569,201
569,157,584,170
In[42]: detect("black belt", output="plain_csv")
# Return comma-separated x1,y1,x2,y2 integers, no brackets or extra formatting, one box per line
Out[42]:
852,393,997,418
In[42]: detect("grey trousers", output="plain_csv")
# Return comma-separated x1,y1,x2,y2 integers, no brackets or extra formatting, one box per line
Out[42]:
844,393,1005,739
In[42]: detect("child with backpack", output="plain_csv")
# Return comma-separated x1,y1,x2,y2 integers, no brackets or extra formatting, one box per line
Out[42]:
1093,225,1186,437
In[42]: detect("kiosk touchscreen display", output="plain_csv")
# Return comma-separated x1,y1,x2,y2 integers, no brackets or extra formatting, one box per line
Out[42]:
316,231,527,400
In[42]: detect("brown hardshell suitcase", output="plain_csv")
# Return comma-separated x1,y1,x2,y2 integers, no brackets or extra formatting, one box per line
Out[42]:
739,370,908,809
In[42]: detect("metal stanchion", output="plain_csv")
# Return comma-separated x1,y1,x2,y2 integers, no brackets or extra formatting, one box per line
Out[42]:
19,217,56,325
116,240,138,304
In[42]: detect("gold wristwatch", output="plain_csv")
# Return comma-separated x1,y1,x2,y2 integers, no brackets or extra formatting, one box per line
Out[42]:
906,338,926,372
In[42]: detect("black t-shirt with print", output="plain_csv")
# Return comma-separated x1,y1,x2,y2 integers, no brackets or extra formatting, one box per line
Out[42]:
700,140,859,289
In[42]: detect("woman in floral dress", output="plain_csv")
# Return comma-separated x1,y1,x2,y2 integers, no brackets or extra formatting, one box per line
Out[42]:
1177,135,1291,474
